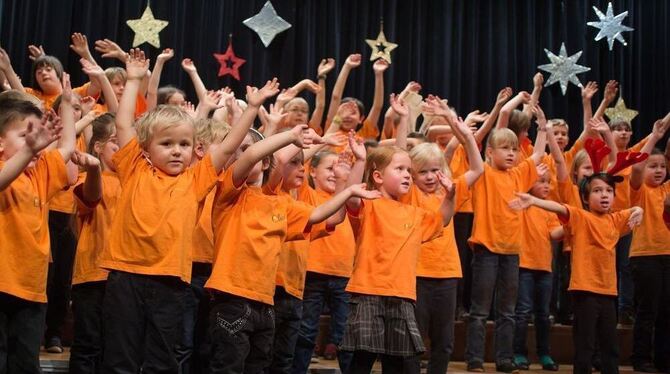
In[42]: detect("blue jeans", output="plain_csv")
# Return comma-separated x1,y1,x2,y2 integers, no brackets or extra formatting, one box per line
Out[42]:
291,272,352,374
514,269,553,357
615,233,633,314
465,246,519,365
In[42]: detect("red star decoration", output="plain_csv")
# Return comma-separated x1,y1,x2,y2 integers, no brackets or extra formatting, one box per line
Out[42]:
213,42,246,81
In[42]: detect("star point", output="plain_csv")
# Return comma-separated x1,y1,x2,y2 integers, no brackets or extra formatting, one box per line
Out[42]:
243,1,292,48
587,2,633,50
538,43,591,95
365,30,398,64
605,97,638,123
126,4,168,48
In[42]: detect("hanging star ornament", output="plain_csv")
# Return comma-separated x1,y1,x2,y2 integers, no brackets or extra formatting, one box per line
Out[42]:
213,39,246,81
126,3,169,48
243,1,292,47
538,43,591,95
587,2,634,50
605,97,638,123
365,25,398,64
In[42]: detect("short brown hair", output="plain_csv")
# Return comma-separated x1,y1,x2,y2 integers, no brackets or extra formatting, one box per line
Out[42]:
507,109,531,136
0,97,42,135
31,55,64,90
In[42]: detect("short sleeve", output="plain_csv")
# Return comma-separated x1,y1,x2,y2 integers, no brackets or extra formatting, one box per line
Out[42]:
421,209,444,243
112,137,144,182
32,149,69,201
511,158,539,193
73,83,91,99
611,209,633,235
285,198,314,242
453,175,471,211
190,154,219,202
214,166,244,209
546,211,562,231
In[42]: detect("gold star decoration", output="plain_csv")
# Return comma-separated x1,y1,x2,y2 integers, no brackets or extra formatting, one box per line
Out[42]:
605,97,638,123
126,3,169,48
365,25,398,64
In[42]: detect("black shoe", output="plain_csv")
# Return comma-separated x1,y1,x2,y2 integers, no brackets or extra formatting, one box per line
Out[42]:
467,362,485,372
496,360,519,374
45,336,63,354
633,362,659,373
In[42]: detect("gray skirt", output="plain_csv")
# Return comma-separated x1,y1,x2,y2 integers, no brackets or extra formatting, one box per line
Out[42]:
339,295,425,356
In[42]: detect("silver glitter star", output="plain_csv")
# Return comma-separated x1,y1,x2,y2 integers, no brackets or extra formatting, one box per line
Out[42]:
243,1,292,48
538,43,591,95
587,2,633,50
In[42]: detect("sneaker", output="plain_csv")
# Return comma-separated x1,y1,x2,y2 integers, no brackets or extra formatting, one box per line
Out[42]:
633,362,658,373
45,336,63,354
310,355,320,364
496,360,519,374
467,362,485,372
322,343,337,360
514,355,530,370
539,355,559,371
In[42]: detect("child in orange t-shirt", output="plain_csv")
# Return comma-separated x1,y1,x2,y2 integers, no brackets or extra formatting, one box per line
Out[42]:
627,119,670,372
340,123,456,372
97,50,259,373
465,99,547,373
206,124,377,373
509,139,646,374
68,114,120,373
0,80,76,372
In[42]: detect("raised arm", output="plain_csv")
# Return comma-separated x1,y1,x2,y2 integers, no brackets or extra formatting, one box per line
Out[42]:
389,93,409,150
80,58,118,113
437,171,456,225
631,120,669,190
546,119,569,183
0,48,25,91
477,87,512,144
57,73,76,161
529,105,548,165
509,192,569,217
324,54,361,132
450,115,484,187
523,73,543,118
588,117,618,166
359,59,389,139
115,49,150,147
146,48,174,110
580,81,598,129
181,58,208,104
195,90,223,120
309,183,380,225
497,91,531,129
344,131,367,212
594,80,618,121
71,151,102,203
309,58,335,134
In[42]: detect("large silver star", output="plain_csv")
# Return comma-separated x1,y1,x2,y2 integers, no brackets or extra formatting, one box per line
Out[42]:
587,2,633,51
243,1,292,47
538,43,591,96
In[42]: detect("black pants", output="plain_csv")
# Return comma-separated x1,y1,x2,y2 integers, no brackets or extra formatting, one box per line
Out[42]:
178,262,212,374
348,351,417,374
70,281,106,374
0,293,45,374
630,255,670,367
101,271,185,374
269,287,303,374
571,291,618,374
551,243,572,324
209,293,275,374
454,212,473,313
46,210,77,341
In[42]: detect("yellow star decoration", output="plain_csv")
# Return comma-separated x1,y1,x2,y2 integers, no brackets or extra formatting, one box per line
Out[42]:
365,29,398,64
605,97,638,123
126,4,168,48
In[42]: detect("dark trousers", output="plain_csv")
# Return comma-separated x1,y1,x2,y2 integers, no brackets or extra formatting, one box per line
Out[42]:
631,255,670,367
46,210,77,341
514,269,552,357
209,293,275,374
0,293,44,374
348,351,416,374
101,271,185,374
410,278,457,374
615,234,634,314
291,272,351,374
465,245,518,365
551,243,572,324
178,263,212,374
454,213,474,313
70,281,106,374
571,291,618,374
269,287,302,374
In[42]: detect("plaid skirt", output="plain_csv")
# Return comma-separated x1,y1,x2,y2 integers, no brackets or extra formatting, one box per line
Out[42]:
339,295,425,356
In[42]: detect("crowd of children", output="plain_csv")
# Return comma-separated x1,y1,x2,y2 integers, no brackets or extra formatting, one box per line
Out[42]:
0,32,669,374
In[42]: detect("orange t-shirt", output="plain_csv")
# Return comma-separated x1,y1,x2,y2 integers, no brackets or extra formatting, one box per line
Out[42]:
611,139,648,212
48,136,88,214
468,158,538,254
546,139,584,202
192,187,216,264
450,145,475,214
563,205,632,296
72,171,121,285
556,180,583,253
97,138,218,283
328,130,362,163
345,198,443,300
357,118,380,140
25,85,89,110
629,181,670,257
519,206,561,272
401,178,470,278
206,166,314,305
0,150,68,302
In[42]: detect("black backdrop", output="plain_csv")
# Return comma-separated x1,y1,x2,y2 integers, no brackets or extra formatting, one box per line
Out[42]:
1,0,669,145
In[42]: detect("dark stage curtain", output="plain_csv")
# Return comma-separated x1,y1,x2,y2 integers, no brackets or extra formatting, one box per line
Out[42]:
1,0,668,144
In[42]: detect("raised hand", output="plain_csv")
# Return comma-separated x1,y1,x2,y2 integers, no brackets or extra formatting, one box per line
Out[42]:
496,87,513,106
532,105,547,129
581,81,599,101
290,124,312,148
94,39,125,60
373,59,389,73
70,33,91,58
333,155,352,180
464,110,489,126
25,116,62,153
421,95,451,118
651,119,670,139
536,163,549,177
261,103,288,128
516,91,531,104
604,80,618,103
317,58,336,76
70,150,101,169
509,192,534,211
588,117,610,134
27,44,45,61
0,47,13,71
436,170,455,198
533,73,544,88
61,73,73,103
404,81,422,94
336,101,359,118
349,183,382,200
628,207,644,229
125,49,150,80
199,90,224,111
246,78,280,107
80,96,97,114
181,58,197,74
348,130,366,161
322,132,347,147
389,93,409,117
157,48,174,63
180,101,196,118
345,54,362,68
80,58,104,78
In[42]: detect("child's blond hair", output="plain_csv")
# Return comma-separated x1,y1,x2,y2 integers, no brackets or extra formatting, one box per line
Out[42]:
486,128,519,164
105,67,127,83
364,146,407,190
409,142,451,177
135,105,195,148
507,109,530,136
195,118,230,146
548,118,569,130
571,149,590,184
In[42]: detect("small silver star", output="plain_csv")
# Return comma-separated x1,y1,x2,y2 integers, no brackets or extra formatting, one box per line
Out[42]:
587,2,633,50
243,1,292,48
538,43,591,96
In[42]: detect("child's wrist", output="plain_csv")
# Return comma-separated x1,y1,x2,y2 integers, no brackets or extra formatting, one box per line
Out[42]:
317,74,327,80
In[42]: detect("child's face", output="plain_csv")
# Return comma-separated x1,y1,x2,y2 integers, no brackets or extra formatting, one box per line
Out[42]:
412,158,443,194
310,154,338,194
530,173,551,199
167,93,186,107
338,104,363,131
282,153,305,190
61,96,82,122
0,114,42,166
575,159,594,183
374,152,412,199
110,76,126,101
144,122,194,176
96,134,119,172
644,154,667,187
487,142,518,170
35,65,60,94
285,101,309,127
586,178,614,214
611,125,632,150
553,125,569,151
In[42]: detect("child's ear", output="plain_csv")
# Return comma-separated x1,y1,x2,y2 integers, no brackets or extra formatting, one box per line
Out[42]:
194,142,205,159
485,146,492,160
261,157,270,171
372,169,383,185
93,141,103,156
359,115,367,124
